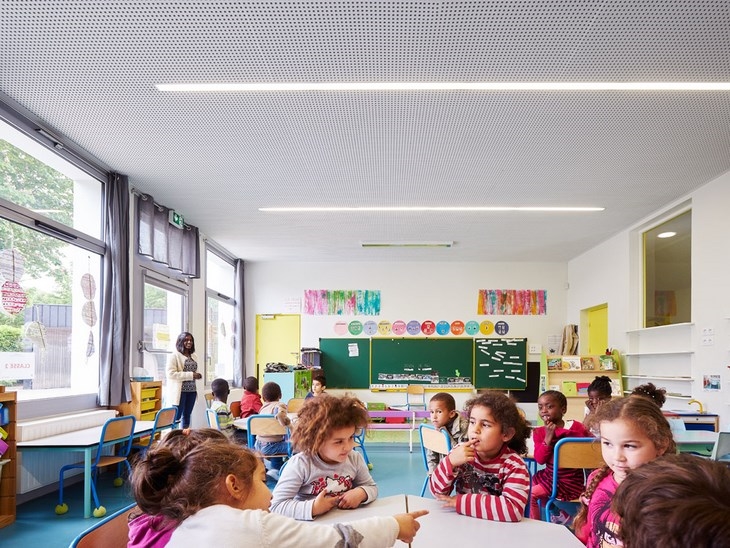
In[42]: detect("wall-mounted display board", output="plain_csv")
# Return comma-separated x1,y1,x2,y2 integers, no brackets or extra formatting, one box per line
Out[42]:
370,338,474,387
320,338,371,389
474,338,527,390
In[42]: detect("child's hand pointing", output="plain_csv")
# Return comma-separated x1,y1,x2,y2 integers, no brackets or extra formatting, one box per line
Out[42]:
394,509,429,543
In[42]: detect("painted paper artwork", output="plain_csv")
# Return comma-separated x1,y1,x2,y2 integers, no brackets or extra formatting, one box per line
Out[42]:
304,289,381,316
477,289,547,315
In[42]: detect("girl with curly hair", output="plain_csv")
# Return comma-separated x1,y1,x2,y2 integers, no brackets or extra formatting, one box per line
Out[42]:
270,395,377,520
429,390,532,522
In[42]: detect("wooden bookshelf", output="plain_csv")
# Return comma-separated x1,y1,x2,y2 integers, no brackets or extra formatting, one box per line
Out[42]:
117,381,162,420
541,352,622,421
0,388,17,528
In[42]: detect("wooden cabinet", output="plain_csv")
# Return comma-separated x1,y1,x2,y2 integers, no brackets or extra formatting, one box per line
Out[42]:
0,388,16,528
540,352,622,421
118,381,162,420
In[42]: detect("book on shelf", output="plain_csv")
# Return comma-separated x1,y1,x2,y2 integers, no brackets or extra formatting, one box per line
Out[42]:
562,357,581,371
580,357,596,370
562,381,578,396
599,355,617,371
577,382,590,396
547,357,562,371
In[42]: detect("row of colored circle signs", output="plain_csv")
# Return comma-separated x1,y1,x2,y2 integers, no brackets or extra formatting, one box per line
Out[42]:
334,319,510,337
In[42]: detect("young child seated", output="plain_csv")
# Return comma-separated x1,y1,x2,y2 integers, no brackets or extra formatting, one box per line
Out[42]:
612,453,730,548
305,373,327,399
134,431,427,547
573,396,675,547
128,428,230,547
426,392,468,473
255,381,291,480
270,395,377,520
429,390,532,522
529,389,591,521
209,378,247,444
240,375,263,419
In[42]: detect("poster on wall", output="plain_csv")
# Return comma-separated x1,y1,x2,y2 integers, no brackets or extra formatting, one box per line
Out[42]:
303,289,381,316
477,289,547,315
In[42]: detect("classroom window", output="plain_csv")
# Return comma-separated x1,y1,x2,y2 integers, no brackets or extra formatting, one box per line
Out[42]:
140,274,186,386
643,209,691,327
0,120,105,400
205,248,235,384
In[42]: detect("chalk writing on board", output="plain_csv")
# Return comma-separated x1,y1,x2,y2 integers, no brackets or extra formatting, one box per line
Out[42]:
475,338,527,389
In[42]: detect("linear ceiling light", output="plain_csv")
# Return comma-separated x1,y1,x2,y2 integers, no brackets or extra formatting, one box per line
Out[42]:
156,82,730,92
259,206,604,212
361,241,453,248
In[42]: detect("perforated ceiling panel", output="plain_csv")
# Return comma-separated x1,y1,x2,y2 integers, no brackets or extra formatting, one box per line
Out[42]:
1,1,730,261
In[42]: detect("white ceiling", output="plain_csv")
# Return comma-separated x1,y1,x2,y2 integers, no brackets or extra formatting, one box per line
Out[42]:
1,1,729,263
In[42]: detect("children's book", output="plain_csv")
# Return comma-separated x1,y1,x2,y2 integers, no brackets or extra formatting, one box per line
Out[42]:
577,382,590,396
547,357,562,371
562,357,581,371
580,357,595,370
599,355,617,371
562,381,578,396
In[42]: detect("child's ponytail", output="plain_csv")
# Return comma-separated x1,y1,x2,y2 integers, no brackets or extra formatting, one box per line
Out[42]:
572,464,611,533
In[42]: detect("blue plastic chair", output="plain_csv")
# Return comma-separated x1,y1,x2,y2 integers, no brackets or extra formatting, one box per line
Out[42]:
131,406,176,456
354,428,372,470
542,437,604,523
246,414,291,457
418,423,452,496
55,415,136,518
69,502,138,547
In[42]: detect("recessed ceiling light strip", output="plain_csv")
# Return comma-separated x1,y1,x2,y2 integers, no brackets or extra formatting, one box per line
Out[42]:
156,82,730,92
259,206,604,212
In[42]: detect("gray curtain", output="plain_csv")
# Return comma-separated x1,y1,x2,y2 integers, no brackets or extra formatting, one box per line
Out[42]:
99,173,131,406
232,259,245,387
137,193,200,278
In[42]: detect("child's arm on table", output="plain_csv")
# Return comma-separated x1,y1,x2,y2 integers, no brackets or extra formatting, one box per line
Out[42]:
270,457,336,520
338,452,377,508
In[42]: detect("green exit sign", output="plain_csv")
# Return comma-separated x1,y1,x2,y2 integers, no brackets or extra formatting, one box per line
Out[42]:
168,210,184,229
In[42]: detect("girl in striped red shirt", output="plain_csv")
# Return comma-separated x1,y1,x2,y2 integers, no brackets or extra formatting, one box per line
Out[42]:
430,391,531,522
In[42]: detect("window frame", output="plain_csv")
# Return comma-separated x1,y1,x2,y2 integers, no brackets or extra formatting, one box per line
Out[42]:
0,103,107,406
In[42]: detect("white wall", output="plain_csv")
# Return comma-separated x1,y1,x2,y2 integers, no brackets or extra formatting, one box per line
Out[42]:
568,171,730,430
245,261,568,412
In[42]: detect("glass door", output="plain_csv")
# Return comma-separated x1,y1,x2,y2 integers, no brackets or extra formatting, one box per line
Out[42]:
140,272,187,386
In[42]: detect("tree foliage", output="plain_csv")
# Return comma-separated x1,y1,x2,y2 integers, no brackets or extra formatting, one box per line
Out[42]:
0,139,73,285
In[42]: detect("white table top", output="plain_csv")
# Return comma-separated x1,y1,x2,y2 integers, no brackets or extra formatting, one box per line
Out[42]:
18,420,156,448
311,494,583,547
406,496,584,547
673,430,718,445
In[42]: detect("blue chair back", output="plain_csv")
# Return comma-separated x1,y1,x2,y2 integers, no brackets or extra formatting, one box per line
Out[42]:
418,423,452,496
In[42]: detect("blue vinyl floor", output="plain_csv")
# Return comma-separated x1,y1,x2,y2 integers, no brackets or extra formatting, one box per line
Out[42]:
2,442,424,547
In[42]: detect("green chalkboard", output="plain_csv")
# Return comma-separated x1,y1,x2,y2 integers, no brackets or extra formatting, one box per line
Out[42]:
320,338,370,389
370,338,474,387
474,338,527,389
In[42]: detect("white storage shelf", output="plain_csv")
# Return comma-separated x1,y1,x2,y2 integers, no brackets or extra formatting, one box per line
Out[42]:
623,323,694,401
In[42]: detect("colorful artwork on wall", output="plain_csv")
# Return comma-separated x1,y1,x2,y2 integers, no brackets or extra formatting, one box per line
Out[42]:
303,289,381,315
477,289,547,315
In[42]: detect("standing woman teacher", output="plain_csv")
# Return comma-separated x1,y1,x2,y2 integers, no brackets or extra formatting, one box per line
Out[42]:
167,332,202,429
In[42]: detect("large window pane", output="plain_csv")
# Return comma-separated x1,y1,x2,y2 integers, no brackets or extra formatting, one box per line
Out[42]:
0,219,101,397
141,277,185,386
206,250,234,297
643,210,691,327
206,296,234,384
0,121,102,239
